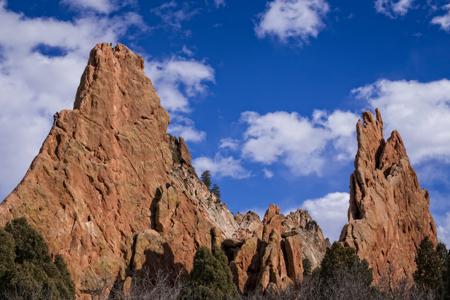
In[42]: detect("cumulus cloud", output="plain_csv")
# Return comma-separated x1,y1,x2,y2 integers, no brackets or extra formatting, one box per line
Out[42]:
219,138,240,151
255,0,329,43
61,0,115,13
300,192,349,241
146,58,214,113
375,0,413,18
0,1,143,199
432,4,450,31
168,117,206,143
193,155,251,179
145,57,214,143
353,79,450,164
240,110,358,176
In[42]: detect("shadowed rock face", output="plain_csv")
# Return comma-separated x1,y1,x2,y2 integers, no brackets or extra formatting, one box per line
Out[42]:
340,109,437,283
0,44,238,298
225,205,329,293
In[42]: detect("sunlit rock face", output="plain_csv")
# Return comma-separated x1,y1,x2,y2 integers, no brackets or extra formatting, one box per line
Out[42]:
0,44,237,298
340,109,437,283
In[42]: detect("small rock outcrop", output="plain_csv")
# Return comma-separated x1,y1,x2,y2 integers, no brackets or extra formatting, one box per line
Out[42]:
224,205,329,293
340,109,437,283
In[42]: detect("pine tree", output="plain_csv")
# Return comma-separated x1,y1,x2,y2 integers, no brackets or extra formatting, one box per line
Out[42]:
303,257,312,276
211,184,221,200
444,249,450,300
200,170,212,189
179,247,238,300
320,242,372,287
414,237,444,291
0,218,75,299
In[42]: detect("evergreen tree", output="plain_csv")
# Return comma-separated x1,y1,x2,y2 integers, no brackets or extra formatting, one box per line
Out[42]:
179,247,238,300
414,237,444,291
200,171,212,190
320,242,372,285
444,249,450,300
211,184,221,200
0,218,75,299
303,257,312,276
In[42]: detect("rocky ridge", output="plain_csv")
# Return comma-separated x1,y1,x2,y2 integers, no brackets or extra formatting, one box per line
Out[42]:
0,44,328,298
224,205,329,293
340,109,437,283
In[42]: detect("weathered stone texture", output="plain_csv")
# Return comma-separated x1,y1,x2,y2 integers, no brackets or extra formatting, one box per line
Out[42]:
340,109,437,283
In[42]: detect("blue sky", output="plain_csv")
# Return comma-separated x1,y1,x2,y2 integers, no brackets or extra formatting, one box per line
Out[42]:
2,0,450,243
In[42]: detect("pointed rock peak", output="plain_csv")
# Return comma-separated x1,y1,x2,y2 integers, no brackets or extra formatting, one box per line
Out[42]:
341,109,437,283
73,43,168,130
263,204,281,222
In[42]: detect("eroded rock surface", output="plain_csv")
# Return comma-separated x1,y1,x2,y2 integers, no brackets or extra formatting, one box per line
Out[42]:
0,44,237,298
225,205,329,293
340,109,437,283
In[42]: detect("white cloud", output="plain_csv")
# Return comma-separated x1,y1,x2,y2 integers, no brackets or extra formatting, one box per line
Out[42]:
151,1,198,30
432,4,450,31
375,0,413,18
168,116,206,143
219,138,240,151
255,0,329,43
300,192,349,241
193,155,251,179
145,57,214,143
0,1,143,199
262,168,274,178
240,110,358,176
146,58,215,113
61,0,114,13
353,79,450,164
437,212,450,246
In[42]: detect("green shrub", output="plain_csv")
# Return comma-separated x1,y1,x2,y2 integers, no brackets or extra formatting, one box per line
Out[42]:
302,257,312,276
414,237,446,291
200,171,212,189
179,246,238,300
0,218,75,300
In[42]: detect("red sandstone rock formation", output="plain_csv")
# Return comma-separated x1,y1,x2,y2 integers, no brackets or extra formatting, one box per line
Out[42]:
0,44,237,298
0,43,328,298
340,109,437,283
225,205,329,293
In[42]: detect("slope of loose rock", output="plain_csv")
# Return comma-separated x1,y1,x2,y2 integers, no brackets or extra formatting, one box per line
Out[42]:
340,109,437,283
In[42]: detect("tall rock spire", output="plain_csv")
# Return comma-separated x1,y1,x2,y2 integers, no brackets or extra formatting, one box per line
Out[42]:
340,109,437,283
0,44,238,297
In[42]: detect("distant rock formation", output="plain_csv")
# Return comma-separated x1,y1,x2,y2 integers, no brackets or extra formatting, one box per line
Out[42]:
340,109,437,283
0,44,328,298
224,205,329,293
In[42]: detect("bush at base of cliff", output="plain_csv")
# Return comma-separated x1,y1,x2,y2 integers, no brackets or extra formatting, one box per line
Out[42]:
0,218,75,300
178,246,238,300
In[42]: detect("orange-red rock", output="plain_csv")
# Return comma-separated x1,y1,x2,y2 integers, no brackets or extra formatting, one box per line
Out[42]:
0,44,237,298
0,43,329,298
340,109,437,283
225,205,328,293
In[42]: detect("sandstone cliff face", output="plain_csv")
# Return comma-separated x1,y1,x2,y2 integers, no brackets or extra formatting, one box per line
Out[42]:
340,109,437,283
225,205,329,293
0,44,237,297
0,43,330,298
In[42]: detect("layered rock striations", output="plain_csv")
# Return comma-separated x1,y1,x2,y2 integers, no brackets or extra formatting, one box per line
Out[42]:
340,109,437,283
224,205,329,293
0,43,329,298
